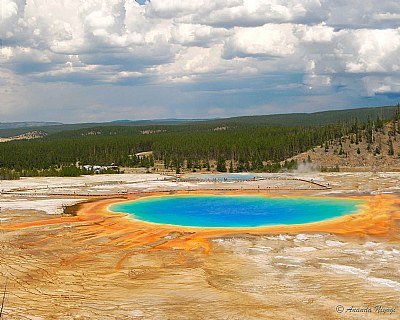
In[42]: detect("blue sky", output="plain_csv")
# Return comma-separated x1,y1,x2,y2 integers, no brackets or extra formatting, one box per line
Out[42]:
1,0,400,122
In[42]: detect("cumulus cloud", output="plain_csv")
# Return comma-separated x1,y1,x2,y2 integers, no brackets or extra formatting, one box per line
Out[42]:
146,0,326,27
1,0,400,121
343,28,400,73
225,24,299,58
363,75,400,97
325,0,400,29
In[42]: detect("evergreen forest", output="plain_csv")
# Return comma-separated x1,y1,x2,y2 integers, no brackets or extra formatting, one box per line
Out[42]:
0,105,398,179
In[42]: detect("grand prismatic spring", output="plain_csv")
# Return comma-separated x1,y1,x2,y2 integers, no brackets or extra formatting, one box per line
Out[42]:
1,174,400,319
110,195,366,228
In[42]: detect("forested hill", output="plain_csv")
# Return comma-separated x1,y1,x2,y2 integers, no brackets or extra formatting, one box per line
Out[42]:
0,121,62,129
1,104,399,178
0,105,397,138
0,119,206,138
208,105,398,126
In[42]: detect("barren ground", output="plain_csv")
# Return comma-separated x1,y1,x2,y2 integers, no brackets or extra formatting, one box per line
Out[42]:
1,172,399,319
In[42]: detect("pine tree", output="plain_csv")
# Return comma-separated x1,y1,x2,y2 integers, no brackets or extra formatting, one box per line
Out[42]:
388,139,394,156
229,161,234,173
216,156,227,172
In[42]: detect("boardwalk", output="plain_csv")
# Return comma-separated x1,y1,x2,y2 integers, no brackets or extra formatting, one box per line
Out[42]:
1,177,330,198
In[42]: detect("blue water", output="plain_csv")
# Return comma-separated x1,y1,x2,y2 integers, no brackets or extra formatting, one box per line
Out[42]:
183,173,267,181
110,195,365,228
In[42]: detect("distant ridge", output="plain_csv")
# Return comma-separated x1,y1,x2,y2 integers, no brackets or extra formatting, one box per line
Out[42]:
207,105,399,126
79,105,400,127
111,118,215,123
0,105,398,138
0,121,62,130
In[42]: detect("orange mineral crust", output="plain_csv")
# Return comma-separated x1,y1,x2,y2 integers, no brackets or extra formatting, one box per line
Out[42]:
78,191,400,252
2,190,400,319
2,191,399,257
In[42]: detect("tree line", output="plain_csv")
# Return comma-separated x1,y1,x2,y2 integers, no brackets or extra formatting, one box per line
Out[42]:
0,107,397,178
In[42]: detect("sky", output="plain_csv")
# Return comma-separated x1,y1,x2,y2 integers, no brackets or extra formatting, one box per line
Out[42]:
1,0,400,123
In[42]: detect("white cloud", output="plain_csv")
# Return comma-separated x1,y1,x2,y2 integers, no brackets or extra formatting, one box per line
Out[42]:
146,0,326,26
324,0,400,28
296,23,334,43
0,0,25,39
1,0,18,20
225,24,299,57
363,76,400,97
373,12,400,21
170,23,228,46
155,44,226,82
1,0,400,121
343,28,400,73
303,59,331,89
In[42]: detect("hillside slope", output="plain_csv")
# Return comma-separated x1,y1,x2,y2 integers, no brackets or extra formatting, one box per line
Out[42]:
290,121,400,171
211,105,398,126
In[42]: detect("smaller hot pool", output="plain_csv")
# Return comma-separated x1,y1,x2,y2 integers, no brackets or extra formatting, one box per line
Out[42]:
182,173,269,181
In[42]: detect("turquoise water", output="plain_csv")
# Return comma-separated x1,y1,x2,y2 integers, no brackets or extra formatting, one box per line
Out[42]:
110,195,365,228
183,173,266,181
